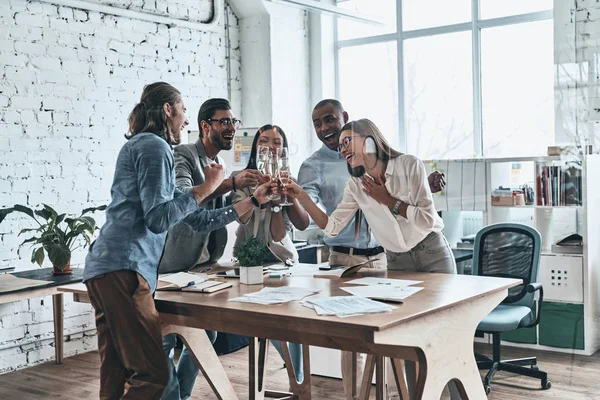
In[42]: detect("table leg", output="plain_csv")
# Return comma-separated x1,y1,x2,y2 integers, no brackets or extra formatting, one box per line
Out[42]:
161,323,238,400
375,356,385,400
390,358,410,400
249,337,269,400
374,289,508,400
358,354,375,400
280,342,311,400
52,293,63,365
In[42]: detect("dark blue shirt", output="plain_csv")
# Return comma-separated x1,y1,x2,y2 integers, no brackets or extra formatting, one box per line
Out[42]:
83,133,238,291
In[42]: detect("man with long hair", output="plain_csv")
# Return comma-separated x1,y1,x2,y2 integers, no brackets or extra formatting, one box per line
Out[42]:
158,98,267,400
83,83,271,399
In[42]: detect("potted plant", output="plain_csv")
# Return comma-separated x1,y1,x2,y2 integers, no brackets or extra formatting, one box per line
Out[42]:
0,203,106,275
233,237,270,285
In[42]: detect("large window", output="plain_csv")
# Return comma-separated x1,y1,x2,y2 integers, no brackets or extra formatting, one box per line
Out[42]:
336,0,554,159
339,42,399,149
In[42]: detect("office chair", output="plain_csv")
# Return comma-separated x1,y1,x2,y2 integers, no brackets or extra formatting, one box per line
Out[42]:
472,223,551,394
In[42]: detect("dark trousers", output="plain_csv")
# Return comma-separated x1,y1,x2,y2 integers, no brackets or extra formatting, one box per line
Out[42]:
86,270,169,400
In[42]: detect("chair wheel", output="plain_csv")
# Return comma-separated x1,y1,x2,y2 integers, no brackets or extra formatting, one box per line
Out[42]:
484,385,492,395
531,365,539,371
542,379,552,389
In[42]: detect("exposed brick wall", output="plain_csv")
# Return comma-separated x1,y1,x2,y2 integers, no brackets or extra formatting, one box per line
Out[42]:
0,0,240,372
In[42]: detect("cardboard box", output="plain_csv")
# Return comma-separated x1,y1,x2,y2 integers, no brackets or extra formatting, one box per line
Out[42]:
491,194,525,206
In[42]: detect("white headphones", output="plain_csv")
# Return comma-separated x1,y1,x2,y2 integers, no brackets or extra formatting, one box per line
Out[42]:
365,136,377,153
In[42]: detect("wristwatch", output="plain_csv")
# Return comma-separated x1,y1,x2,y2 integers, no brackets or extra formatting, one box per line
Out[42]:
271,205,282,213
250,195,260,207
391,199,402,216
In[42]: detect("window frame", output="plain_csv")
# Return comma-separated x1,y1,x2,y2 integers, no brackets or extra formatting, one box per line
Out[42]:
334,0,553,157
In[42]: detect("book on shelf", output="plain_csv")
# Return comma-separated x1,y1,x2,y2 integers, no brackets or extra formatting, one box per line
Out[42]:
536,162,582,206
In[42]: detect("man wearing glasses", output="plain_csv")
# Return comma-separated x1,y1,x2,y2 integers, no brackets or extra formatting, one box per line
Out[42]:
158,98,266,400
298,99,445,399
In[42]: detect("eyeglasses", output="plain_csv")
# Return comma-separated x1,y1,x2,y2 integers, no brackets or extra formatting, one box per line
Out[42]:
337,135,360,153
206,118,242,129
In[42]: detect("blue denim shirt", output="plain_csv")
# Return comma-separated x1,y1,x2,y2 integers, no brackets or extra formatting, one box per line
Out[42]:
83,133,238,292
298,145,379,249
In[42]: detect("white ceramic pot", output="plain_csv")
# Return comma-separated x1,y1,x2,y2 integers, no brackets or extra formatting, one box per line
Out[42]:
240,265,263,285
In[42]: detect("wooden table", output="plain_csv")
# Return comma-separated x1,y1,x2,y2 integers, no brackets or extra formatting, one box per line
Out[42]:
60,270,519,400
0,268,84,364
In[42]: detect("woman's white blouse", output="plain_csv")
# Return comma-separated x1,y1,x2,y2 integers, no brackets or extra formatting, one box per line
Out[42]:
324,154,444,253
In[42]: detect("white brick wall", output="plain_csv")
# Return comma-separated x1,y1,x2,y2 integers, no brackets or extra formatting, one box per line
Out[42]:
0,0,240,372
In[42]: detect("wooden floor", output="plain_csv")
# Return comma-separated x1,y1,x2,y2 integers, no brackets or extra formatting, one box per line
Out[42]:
0,343,598,399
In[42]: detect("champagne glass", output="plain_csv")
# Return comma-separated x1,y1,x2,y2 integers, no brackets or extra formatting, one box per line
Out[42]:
277,147,294,206
256,145,270,175
252,145,270,192
267,152,281,201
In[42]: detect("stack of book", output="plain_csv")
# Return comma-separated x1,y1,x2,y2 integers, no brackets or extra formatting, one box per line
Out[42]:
536,162,582,206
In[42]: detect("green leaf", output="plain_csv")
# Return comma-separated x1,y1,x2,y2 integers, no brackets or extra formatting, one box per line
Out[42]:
32,247,45,266
55,214,66,225
0,208,14,224
34,208,53,221
18,227,41,236
42,204,58,218
82,205,107,215
80,216,96,229
13,205,35,219
45,243,70,269
20,236,42,246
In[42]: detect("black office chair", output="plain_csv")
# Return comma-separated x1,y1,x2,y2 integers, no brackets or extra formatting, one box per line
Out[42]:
471,223,551,394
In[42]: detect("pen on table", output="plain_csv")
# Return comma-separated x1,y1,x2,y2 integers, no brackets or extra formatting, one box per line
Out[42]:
378,282,391,285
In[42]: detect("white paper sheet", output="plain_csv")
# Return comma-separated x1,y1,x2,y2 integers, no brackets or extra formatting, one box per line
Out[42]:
305,296,395,317
340,285,424,300
229,286,320,304
344,277,422,287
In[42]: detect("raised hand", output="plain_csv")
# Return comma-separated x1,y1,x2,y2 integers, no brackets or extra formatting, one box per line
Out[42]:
362,174,393,205
253,181,272,205
234,169,265,189
428,170,445,193
280,180,305,200
203,164,226,193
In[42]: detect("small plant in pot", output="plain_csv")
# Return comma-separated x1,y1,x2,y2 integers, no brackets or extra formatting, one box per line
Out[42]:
0,204,106,275
233,236,270,285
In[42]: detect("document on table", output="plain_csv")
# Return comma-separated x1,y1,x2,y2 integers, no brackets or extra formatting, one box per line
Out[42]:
341,285,423,301
303,296,396,317
229,286,320,305
157,272,208,290
344,277,422,287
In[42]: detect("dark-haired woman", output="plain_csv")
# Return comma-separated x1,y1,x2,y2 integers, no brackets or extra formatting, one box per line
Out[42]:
281,118,459,399
232,124,309,385
83,82,272,399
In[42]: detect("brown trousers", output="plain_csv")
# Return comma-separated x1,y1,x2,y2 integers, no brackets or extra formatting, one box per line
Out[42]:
86,270,169,400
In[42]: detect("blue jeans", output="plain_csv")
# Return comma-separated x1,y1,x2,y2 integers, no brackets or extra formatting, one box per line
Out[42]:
270,340,304,382
161,331,217,400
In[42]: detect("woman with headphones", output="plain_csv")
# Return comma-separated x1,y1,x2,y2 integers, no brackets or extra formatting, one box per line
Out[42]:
280,118,459,399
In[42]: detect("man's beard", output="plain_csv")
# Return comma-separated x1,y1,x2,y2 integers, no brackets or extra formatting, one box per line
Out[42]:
211,129,234,150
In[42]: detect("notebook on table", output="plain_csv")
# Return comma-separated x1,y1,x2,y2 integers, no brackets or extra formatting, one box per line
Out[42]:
313,260,372,279
156,272,232,293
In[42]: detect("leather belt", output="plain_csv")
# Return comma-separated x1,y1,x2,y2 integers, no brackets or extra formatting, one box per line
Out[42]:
331,246,385,257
